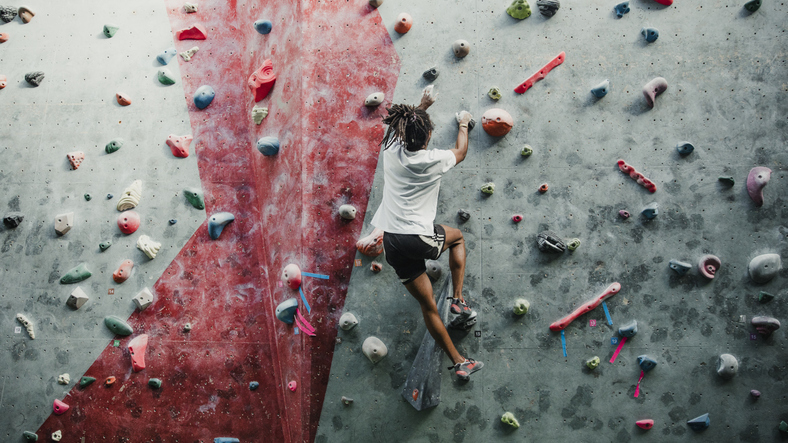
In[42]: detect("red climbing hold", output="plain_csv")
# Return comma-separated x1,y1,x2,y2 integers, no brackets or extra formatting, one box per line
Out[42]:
176,24,208,40
167,134,193,158
617,159,657,193
113,259,134,283
514,51,565,94
636,419,654,430
67,151,85,170
481,108,514,137
129,334,149,372
653,0,673,5
288,381,297,392
549,282,621,331
117,211,141,235
248,59,276,102
0,74,6,89
53,399,70,415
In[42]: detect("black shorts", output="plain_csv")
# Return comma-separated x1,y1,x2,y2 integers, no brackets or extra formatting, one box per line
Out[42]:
383,225,446,284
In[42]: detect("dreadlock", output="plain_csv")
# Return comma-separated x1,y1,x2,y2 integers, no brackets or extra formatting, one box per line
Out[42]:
380,104,434,152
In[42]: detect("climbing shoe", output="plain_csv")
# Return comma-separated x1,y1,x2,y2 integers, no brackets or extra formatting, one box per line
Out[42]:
450,358,484,381
450,298,472,318
449,310,477,330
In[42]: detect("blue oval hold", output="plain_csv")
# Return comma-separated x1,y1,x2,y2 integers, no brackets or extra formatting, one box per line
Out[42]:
194,85,215,110
591,79,609,98
256,136,280,156
641,27,659,43
676,141,694,156
208,212,234,240
157,47,177,65
618,320,638,338
275,298,298,324
669,259,692,275
614,1,630,17
249,381,259,390
254,19,273,35
637,354,657,372
641,203,658,219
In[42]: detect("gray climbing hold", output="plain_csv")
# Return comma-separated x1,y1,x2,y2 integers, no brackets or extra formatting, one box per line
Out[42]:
107,193,114,199
614,1,630,17
425,260,442,281
25,71,44,86
249,381,259,390
84,193,92,201
481,182,495,195
99,241,112,252
758,291,774,303
104,315,133,336
751,316,780,336
183,323,192,332
275,298,298,324
362,336,388,363
208,212,234,239
718,176,735,186
536,0,560,17
256,136,280,156
157,47,177,65
60,263,91,284
641,27,659,43
339,204,357,220
537,230,566,253
457,209,471,222
22,431,37,442
591,79,609,98
339,312,359,330
66,287,89,309
513,298,530,315
669,259,691,275
158,68,177,85
55,212,74,235
687,413,710,431
103,24,119,38
748,253,781,284
364,92,384,106
637,355,657,372
3,212,24,228
618,320,638,338
193,85,215,109
422,66,439,81
641,202,658,219
676,141,694,156
254,19,273,35
716,353,738,379
133,287,154,310
0,6,17,22
341,396,353,405
452,39,470,58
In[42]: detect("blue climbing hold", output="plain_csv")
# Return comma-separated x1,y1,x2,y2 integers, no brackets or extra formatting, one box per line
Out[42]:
591,79,609,98
249,381,259,390
107,194,113,199
676,141,694,156
208,212,234,240
669,259,691,275
618,320,638,338
169,219,177,225
614,1,630,17
637,355,657,372
194,85,215,109
275,298,298,324
687,413,710,431
641,203,658,219
256,136,280,156
641,27,659,43
214,439,240,443
254,19,273,35
156,47,177,65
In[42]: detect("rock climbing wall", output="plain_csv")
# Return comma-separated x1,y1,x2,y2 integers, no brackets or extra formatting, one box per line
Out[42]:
318,1,788,442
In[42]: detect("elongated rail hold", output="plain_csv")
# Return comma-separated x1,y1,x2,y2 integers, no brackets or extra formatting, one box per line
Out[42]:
549,282,621,331
514,51,565,94
617,159,657,193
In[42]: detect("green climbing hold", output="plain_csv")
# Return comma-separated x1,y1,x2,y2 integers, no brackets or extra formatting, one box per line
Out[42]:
105,138,124,154
780,420,788,433
501,412,520,428
84,193,92,201
158,68,177,85
507,0,532,19
184,188,205,210
488,87,502,100
80,376,96,388
103,24,119,38
759,291,774,303
513,298,530,315
586,356,600,370
567,238,581,251
60,263,92,284
148,378,162,389
718,176,735,187
521,145,533,156
744,0,762,12
99,241,112,252
481,182,495,195
104,315,133,336
23,431,38,442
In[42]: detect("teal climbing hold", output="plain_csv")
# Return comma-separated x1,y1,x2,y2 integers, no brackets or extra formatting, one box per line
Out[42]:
99,241,112,252
614,1,630,17
214,439,240,443
758,291,774,303
669,259,691,275
718,176,735,186
676,141,694,156
84,193,92,201
637,355,657,372
104,315,133,336
275,298,298,324
23,431,38,441
148,378,162,389
641,203,658,219
208,212,235,239
254,19,273,34
80,376,96,388
158,68,176,85
687,413,710,431
103,24,119,38
744,0,761,12
60,263,92,284
105,138,124,154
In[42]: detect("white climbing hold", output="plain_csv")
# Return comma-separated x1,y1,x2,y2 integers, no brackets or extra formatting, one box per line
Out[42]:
54,212,74,236
66,286,89,309
117,180,142,211
339,312,359,330
184,2,198,12
364,92,384,106
16,313,34,339
52,430,62,442
180,46,199,61
362,336,387,363
717,353,738,379
252,105,268,124
339,204,357,220
57,373,70,385
136,235,161,259
133,287,154,310
748,253,782,284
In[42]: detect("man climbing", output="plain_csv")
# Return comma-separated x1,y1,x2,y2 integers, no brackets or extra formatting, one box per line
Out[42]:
370,87,483,381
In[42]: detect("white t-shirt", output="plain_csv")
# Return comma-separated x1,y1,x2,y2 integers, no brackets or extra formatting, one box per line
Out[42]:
371,139,457,235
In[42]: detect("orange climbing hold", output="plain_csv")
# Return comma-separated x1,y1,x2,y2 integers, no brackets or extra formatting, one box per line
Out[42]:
248,59,276,102
105,376,117,386
116,92,132,106
394,13,413,34
167,134,193,158
539,183,548,193
176,24,208,40
113,259,134,283
129,334,149,372
0,33,8,43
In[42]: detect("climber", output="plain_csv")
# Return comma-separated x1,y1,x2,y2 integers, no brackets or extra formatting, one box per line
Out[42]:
370,87,483,381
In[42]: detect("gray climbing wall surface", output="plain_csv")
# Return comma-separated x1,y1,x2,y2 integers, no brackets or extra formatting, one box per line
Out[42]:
318,1,788,442
0,1,202,439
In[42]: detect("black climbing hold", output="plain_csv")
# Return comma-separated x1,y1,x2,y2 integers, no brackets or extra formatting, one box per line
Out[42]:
84,193,92,201
0,6,17,23
718,176,735,187
3,212,24,228
457,209,471,223
169,219,177,225
537,230,566,253
422,67,439,81
24,71,44,87
107,193,114,199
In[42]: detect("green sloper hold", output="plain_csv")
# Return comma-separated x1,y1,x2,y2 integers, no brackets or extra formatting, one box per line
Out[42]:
80,376,96,388
103,24,119,38
106,138,124,154
158,68,176,85
99,241,112,251
148,378,162,389
23,431,38,442
60,263,92,284
104,315,133,336
744,0,762,12
507,0,532,19
184,188,205,210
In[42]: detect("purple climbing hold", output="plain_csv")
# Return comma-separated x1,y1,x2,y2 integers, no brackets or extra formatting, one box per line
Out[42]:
642,77,667,108
751,316,780,336
750,389,761,398
746,166,771,207
698,254,721,279
618,210,630,219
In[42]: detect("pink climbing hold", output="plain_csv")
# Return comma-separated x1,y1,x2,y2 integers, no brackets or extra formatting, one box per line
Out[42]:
698,254,721,279
167,134,193,158
512,214,523,223
128,334,149,372
636,419,655,430
746,166,771,207
248,59,276,102
53,399,69,415
0,74,7,89
117,211,141,234
67,151,85,170
514,51,565,94
282,263,302,290
176,24,208,40
288,381,297,392
356,228,384,257
642,77,668,108
549,282,621,331
617,160,657,193
653,0,673,5
113,259,134,283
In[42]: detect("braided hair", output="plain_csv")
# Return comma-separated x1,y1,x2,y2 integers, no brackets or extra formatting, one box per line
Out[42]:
380,104,434,152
